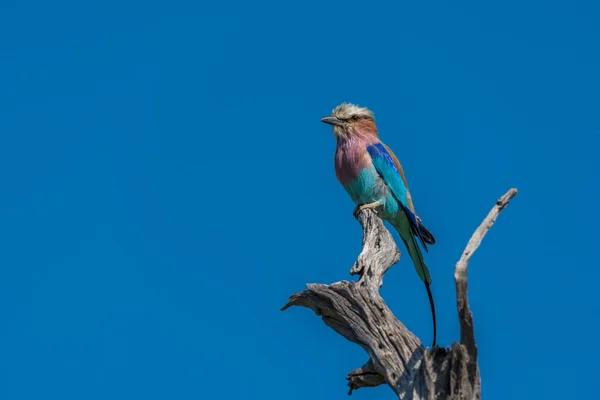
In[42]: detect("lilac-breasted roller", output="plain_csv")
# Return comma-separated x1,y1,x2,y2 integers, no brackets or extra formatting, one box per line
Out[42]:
321,103,438,347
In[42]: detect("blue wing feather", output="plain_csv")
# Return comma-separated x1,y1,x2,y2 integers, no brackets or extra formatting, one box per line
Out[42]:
366,143,408,205
366,143,428,252
400,202,429,252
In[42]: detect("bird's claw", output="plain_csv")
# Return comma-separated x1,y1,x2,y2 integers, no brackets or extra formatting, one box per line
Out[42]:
353,201,382,218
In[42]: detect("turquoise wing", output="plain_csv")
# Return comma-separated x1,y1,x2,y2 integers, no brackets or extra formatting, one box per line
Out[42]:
366,143,429,251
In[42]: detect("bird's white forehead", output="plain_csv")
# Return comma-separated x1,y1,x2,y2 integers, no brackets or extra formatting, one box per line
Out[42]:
331,103,374,120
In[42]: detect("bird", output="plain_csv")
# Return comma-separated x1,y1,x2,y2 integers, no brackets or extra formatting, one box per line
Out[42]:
321,102,438,347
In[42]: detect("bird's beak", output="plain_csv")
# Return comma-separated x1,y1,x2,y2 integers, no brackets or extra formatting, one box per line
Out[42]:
320,116,344,126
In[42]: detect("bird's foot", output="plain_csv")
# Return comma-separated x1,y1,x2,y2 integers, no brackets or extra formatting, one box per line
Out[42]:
353,201,383,218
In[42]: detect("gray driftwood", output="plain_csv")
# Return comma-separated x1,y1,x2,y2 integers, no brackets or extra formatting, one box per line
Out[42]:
282,188,518,400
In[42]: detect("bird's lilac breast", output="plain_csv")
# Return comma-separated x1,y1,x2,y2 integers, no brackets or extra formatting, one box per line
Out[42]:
334,140,398,215
334,143,369,185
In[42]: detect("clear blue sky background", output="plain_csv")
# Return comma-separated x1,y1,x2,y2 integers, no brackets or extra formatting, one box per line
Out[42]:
1,0,598,399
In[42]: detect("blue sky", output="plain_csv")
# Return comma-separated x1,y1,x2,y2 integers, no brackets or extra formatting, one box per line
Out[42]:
1,0,598,399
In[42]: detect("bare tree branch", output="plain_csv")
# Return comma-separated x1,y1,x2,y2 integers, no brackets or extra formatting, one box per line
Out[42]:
346,360,386,395
455,188,518,358
282,188,518,399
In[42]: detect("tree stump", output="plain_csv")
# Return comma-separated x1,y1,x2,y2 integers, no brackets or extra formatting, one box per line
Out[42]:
282,188,518,400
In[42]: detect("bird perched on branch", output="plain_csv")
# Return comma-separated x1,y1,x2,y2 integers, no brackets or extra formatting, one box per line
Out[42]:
321,103,438,347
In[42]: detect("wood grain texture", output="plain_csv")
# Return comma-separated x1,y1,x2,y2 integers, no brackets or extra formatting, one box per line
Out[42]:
282,189,517,399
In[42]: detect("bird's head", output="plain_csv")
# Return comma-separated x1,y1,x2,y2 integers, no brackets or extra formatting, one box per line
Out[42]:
320,103,377,140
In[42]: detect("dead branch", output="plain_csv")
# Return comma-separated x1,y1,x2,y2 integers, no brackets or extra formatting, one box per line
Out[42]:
282,189,518,399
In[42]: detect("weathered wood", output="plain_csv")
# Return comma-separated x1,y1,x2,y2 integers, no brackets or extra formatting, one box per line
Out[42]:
282,189,518,399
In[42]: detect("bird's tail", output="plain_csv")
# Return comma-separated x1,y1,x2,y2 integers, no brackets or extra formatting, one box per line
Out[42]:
394,223,437,348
